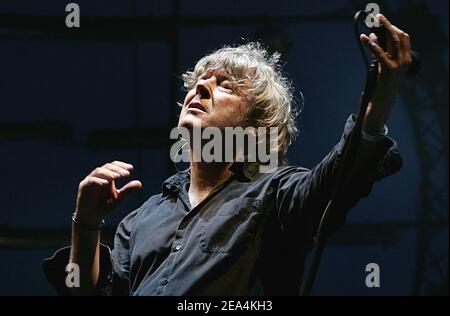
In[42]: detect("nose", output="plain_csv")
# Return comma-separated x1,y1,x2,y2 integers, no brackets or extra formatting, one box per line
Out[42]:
195,77,214,100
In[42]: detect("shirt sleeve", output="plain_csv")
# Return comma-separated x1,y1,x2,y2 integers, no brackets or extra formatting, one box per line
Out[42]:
110,208,141,295
275,114,403,243
42,208,141,296
42,243,113,296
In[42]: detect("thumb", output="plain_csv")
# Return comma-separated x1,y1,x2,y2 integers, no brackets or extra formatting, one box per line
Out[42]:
117,180,143,202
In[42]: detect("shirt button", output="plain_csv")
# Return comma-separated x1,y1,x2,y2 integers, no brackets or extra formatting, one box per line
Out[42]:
253,200,262,209
160,280,168,286
175,244,182,251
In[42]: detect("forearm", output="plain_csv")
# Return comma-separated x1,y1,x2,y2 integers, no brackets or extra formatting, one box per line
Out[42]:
362,79,398,136
360,13,413,135
69,216,101,296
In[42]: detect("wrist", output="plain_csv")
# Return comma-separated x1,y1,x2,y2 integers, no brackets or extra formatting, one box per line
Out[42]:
361,125,388,142
73,210,104,230
363,114,387,136
362,122,385,136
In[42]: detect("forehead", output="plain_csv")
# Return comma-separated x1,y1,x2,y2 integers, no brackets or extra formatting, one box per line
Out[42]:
200,67,236,80
197,57,255,81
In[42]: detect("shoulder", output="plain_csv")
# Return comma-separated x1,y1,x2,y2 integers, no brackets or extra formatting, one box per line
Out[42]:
255,164,310,182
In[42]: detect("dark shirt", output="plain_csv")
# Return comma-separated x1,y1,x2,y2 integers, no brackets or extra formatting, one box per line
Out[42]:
43,115,402,295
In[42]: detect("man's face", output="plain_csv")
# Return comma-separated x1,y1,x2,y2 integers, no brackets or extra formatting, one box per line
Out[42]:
178,68,252,130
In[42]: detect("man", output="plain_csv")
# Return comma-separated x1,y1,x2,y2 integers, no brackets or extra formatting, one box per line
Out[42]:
44,14,410,295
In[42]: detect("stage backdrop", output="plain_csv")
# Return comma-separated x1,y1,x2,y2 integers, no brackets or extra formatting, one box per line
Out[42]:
0,0,447,295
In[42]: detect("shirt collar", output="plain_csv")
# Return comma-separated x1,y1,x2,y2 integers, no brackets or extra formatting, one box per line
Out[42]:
161,169,190,197
228,161,261,182
161,162,262,197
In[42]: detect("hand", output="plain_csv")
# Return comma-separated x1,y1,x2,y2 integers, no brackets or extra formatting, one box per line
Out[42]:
360,14,413,135
361,14,413,82
74,161,142,226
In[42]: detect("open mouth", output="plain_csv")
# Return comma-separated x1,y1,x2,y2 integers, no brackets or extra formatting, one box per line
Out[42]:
188,102,207,112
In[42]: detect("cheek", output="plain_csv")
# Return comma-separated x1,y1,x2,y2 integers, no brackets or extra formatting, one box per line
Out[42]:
217,99,251,126
233,98,251,119
178,90,195,117
183,89,196,105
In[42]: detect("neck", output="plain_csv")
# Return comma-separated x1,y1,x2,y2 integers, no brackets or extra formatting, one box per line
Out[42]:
189,160,233,193
187,149,233,208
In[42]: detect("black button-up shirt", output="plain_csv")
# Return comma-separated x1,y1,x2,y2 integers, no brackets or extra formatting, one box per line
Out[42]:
43,115,402,295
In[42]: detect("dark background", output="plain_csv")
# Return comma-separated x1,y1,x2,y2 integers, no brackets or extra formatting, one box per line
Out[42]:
0,0,447,296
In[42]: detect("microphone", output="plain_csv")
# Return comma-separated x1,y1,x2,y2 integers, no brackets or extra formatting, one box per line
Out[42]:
373,26,421,77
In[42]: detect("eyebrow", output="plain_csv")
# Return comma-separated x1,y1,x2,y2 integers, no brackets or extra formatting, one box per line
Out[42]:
202,68,232,80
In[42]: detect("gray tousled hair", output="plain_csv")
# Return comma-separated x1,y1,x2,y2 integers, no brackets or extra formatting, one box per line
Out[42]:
182,42,301,157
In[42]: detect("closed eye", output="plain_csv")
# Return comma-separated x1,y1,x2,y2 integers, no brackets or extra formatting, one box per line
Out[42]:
219,81,233,90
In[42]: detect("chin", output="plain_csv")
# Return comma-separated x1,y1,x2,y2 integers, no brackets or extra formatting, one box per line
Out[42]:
178,114,205,130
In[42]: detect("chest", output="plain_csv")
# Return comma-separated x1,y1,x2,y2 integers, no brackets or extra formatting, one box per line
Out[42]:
128,183,275,270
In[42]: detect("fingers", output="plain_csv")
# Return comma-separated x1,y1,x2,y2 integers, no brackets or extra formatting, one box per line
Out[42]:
377,14,401,58
390,24,411,50
77,161,139,219
360,15,412,72
103,163,130,177
105,180,142,211
369,32,378,43
110,161,134,171
360,34,395,68
90,161,134,181
117,180,143,201
110,180,118,199
82,177,110,187
80,160,137,198
91,161,140,199
91,167,122,181
107,180,142,211
378,14,411,62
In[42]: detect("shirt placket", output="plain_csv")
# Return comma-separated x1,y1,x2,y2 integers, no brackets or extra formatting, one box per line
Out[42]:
155,176,235,295
154,197,191,295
